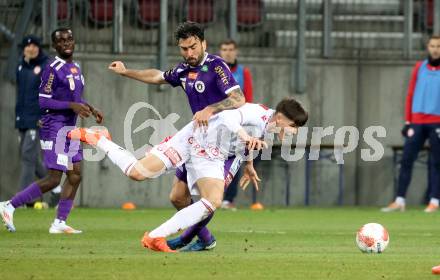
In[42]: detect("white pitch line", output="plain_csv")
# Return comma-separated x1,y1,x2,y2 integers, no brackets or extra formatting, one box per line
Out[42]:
221,230,287,235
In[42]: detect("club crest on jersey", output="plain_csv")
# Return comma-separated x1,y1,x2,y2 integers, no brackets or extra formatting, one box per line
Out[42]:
70,67,78,74
195,81,205,93
33,66,41,75
201,65,208,72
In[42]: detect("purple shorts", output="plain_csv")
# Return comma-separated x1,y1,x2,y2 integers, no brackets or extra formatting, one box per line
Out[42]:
175,156,241,188
40,136,83,172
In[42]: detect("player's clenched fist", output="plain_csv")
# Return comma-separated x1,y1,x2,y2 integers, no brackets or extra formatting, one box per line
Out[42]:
108,61,127,75
69,102,91,118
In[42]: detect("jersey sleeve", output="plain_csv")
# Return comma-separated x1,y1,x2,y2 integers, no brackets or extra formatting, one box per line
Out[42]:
243,67,253,102
240,104,267,126
405,61,422,123
218,110,244,133
162,65,182,87
213,60,241,95
38,65,70,110
38,66,57,98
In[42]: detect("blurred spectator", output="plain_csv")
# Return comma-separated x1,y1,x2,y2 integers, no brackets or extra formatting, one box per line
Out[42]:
218,39,261,210
15,35,48,199
382,35,440,213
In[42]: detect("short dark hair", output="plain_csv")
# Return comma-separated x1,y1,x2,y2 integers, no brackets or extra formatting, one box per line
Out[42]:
51,27,72,43
174,21,204,43
429,34,440,42
219,39,238,49
275,97,308,127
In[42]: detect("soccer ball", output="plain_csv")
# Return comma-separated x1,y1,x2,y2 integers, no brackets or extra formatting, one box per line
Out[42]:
356,223,389,253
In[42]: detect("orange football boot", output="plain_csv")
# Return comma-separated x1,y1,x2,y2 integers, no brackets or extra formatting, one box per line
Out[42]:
141,232,176,253
68,128,111,146
424,203,439,213
380,202,405,212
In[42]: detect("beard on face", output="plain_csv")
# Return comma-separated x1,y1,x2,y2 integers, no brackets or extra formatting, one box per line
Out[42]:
428,54,440,67
185,52,203,66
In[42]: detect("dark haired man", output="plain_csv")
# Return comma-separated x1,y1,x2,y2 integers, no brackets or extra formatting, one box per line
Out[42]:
382,35,440,213
108,21,254,251
69,98,308,252
218,38,256,210
0,28,104,233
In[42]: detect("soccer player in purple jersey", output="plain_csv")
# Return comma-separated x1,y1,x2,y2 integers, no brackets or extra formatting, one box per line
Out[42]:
108,22,259,251
0,28,104,234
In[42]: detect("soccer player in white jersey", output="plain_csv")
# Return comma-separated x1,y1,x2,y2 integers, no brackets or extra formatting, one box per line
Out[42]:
68,98,308,252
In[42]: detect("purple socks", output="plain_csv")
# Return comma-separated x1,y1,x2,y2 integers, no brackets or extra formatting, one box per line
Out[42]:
57,199,74,221
180,213,214,244
10,182,42,208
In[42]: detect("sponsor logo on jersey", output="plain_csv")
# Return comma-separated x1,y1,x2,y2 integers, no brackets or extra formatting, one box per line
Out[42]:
44,72,55,93
188,72,198,80
195,81,205,93
215,65,229,85
201,65,208,72
164,147,182,166
70,67,78,74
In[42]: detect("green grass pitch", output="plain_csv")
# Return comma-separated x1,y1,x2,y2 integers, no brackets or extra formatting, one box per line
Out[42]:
0,207,439,279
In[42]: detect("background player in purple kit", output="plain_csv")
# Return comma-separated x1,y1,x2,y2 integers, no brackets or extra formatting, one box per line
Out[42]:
108,22,259,251
0,27,104,234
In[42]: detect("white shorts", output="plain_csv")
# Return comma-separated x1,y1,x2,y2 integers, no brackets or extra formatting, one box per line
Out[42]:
149,122,225,195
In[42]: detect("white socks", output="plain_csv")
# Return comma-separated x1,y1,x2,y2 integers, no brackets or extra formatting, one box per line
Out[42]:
429,198,439,206
395,197,439,207
149,198,215,238
97,137,137,175
395,196,405,205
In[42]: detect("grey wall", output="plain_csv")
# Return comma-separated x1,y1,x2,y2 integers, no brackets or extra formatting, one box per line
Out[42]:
0,53,430,207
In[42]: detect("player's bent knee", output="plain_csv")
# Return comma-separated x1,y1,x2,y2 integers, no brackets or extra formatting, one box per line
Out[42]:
205,198,222,209
42,175,62,189
169,193,190,210
127,168,147,181
69,175,82,186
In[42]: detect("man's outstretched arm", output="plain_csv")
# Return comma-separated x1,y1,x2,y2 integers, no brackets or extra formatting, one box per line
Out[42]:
108,61,167,85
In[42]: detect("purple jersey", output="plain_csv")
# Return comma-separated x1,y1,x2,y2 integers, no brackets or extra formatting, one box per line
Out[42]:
163,53,240,114
38,56,85,137
38,56,85,171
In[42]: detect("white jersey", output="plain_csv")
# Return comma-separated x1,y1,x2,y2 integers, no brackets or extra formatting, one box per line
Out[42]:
149,103,274,192
194,103,275,159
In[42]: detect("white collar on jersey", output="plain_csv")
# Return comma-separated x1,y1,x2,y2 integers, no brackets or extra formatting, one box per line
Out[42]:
199,52,208,65
190,52,208,68
54,56,66,64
